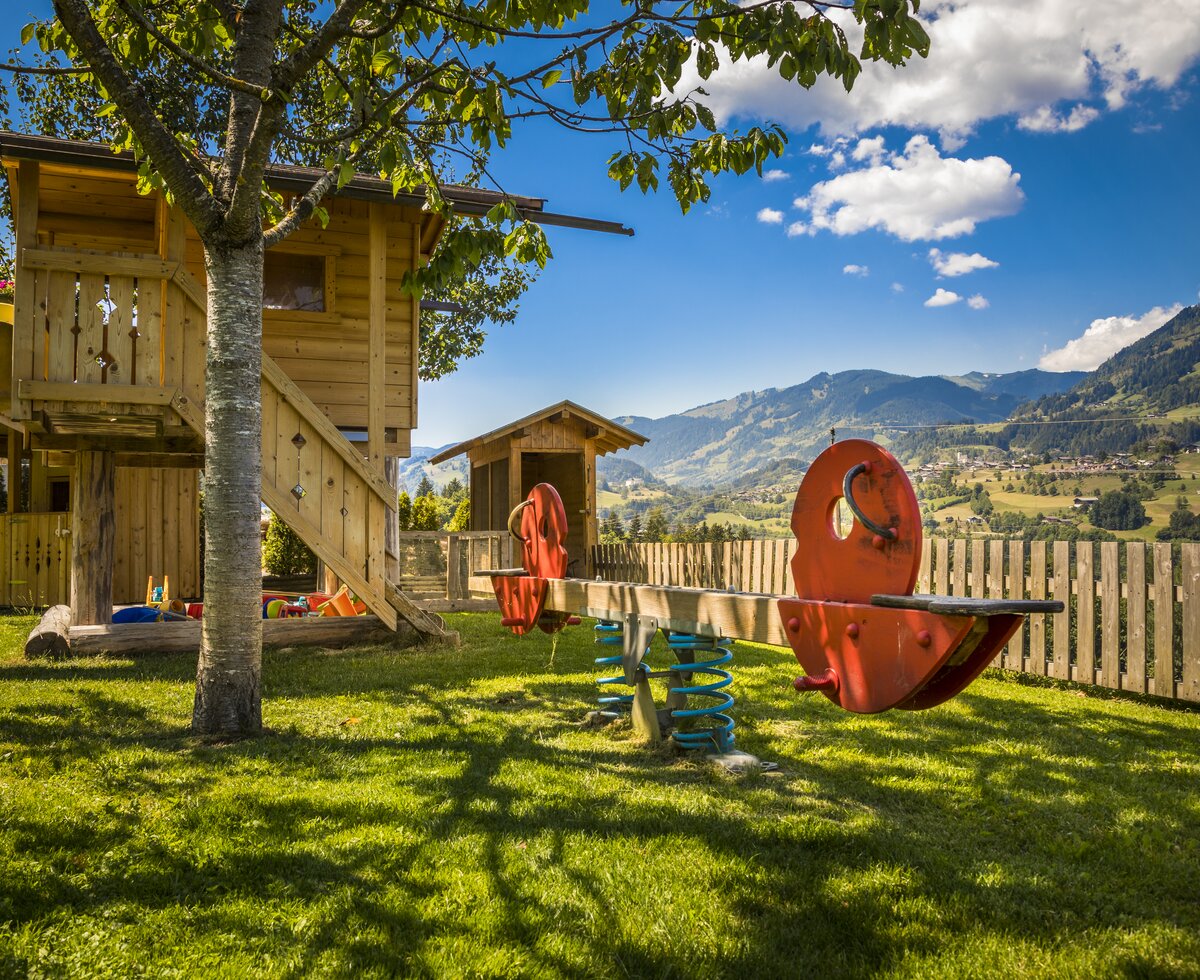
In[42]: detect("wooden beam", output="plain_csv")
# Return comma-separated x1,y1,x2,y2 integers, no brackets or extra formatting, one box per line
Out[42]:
11,160,38,422
367,203,387,471
21,246,176,280
6,430,18,514
19,380,176,405
71,450,116,625
470,575,789,646
69,614,415,657
384,580,459,644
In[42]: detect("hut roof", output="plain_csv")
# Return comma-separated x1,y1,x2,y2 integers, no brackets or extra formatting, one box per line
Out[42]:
429,400,648,463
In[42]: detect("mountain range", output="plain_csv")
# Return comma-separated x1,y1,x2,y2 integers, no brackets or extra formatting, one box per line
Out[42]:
407,304,1200,490
611,368,1085,484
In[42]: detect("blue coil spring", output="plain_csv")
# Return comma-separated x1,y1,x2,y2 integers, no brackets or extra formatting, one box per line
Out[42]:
593,620,631,718
667,633,735,753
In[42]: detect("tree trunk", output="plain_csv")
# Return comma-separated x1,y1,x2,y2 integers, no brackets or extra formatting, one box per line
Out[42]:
70,450,115,625
193,240,264,736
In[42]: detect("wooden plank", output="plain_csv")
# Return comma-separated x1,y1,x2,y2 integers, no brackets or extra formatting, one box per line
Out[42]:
934,537,949,596
320,442,344,554
1077,542,1095,685
1126,542,1147,693
44,269,76,384
988,539,1004,668
970,539,985,599
383,580,455,642
750,539,763,593
1026,540,1044,675
75,272,106,385
1153,543,1175,699
537,577,787,646
1182,543,1200,702
19,380,175,405
71,614,408,656
1100,542,1120,690
1010,539,1029,672
133,269,162,387
774,539,787,597
367,204,387,470
159,198,186,390
918,538,931,595
11,161,40,420
1052,541,1070,680
22,246,175,280
107,274,138,384
445,534,462,601
952,539,967,596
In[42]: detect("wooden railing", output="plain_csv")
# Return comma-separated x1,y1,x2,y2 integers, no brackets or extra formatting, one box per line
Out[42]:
0,512,70,607
14,244,207,408
592,539,1200,703
394,531,512,605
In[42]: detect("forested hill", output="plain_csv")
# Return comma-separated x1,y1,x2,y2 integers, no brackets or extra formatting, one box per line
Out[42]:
897,304,1200,459
613,367,1084,484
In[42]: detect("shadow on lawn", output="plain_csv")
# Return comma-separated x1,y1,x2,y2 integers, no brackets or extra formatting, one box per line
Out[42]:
3,633,1199,975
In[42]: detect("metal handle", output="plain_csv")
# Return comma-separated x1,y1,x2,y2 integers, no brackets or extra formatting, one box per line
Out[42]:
842,463,897,541
507,499,532,542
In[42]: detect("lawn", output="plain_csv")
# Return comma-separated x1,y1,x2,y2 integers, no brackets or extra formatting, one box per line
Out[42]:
2,612,1199,978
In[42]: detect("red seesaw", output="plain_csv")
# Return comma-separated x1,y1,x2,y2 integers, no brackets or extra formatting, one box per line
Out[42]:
479,440,1062,760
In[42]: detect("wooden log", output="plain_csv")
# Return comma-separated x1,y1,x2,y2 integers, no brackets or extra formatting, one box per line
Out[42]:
25,604,72,659
69,614,413,656
71,450,116,625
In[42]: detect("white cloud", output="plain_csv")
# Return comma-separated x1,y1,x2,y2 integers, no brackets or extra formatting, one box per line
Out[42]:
1039,303,1184,371
929,248,1000,277
762,169,789,182
925,288,962,307
791,136,1023,241
1017,103,1101,133
756,207,784,224
891,282,905,293
967,294,990,309
677,1,1200,147
842,264,869,276
851,136,887,166
785,221,808,238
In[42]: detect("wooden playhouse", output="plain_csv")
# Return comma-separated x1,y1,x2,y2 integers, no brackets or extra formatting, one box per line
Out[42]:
429,401,647,577
0,132,629,629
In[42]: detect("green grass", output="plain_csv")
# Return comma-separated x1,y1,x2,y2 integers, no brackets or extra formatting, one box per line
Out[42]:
2,612,1200,978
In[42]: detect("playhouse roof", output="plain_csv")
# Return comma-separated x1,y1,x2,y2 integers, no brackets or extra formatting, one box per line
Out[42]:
429,401,648,463
0,131,634,239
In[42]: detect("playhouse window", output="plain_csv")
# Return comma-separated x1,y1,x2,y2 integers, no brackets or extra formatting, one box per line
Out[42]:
263,251,327,312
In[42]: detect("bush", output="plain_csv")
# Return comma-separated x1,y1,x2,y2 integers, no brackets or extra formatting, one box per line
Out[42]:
262,513,317,576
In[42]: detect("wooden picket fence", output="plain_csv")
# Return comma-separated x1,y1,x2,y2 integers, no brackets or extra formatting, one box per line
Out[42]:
591,538,1200,703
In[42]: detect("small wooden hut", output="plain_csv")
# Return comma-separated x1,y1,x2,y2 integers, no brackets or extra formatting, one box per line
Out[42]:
429,401,647,576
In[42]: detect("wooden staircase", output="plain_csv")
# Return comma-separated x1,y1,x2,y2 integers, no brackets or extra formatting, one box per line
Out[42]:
171,346,452,643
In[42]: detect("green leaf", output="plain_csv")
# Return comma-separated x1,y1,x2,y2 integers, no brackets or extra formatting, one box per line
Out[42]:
19,22,35,45
541,69,562,89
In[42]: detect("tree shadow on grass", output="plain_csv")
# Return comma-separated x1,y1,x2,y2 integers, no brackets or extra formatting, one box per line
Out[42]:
3,622,1200,975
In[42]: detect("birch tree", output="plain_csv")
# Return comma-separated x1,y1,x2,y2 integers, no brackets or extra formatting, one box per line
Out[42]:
6,0,929,736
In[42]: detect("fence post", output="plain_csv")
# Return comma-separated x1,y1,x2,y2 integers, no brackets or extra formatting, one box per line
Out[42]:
446,534,461,601
1153,543,1175,698
1126,542,1146,693
1077,542,1095,686
1052,541,1071,680
1183,543,1200,701
1100,542,1120,690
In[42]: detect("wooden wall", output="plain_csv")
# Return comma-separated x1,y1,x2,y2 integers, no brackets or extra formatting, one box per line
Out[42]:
113,467,201,603
466,416,601,575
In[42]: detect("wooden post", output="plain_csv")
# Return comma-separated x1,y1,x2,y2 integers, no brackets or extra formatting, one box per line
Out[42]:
367,204,387,471
70,451,115,625
11,160,38,421
6,431,18,514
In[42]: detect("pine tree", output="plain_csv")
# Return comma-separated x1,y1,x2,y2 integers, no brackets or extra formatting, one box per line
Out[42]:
396,492,413,532
447,498,470,531
627,514,644,543
644,507,668,542
416,474,435,498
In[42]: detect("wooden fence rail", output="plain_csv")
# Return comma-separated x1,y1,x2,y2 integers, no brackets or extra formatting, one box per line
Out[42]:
592,538,1200,703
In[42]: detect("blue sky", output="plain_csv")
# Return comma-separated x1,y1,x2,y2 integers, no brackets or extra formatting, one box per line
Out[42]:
7,2,1200,447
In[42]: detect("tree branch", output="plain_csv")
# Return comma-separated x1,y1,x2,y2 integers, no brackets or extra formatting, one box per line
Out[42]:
112,0,271,99
50,0,221,237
